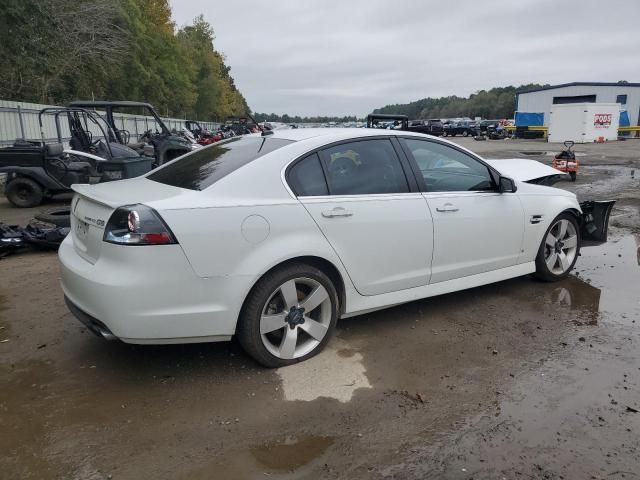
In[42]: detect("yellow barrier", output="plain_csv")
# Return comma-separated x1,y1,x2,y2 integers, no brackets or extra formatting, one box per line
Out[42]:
504,125,639,137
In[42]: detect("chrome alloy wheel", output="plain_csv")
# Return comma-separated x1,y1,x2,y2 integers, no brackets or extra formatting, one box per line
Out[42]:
544,218,578,275
260,277,332,360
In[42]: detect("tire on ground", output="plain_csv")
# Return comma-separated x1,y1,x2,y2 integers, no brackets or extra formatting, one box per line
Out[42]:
534,212,580,282
35,207,71,227
237,262,339,368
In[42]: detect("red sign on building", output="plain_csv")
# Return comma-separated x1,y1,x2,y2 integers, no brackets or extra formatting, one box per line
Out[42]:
594,113,612,128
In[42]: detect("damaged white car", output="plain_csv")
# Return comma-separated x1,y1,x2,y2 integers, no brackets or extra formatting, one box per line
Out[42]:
59,129,614,367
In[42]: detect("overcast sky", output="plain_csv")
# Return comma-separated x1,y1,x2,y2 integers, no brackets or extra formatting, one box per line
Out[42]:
169,0,640,117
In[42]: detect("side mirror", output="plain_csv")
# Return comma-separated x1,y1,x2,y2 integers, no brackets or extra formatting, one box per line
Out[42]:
499,176,517,193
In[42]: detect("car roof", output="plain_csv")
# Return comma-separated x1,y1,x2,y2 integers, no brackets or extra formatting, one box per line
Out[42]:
265,127,436,142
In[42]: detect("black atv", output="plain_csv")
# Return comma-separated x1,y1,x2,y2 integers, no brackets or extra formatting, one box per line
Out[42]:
68,101,193,166
366,113,409,130
0,107,154,207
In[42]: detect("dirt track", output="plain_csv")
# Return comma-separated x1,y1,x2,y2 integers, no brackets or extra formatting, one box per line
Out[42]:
1,138,639,479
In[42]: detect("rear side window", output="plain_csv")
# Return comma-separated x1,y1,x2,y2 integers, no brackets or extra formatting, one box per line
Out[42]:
147,136,293,190
320,139,409,195
288,153,328,196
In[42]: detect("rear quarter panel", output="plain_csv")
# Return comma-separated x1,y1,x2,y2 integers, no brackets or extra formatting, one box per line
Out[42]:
159,201,355,309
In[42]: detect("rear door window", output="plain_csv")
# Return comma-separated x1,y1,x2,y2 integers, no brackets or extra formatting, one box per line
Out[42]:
147,136,293,190
319,139,409,195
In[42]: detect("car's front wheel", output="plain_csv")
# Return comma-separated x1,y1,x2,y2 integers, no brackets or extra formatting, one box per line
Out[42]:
534,213,580,281
237,263,339,367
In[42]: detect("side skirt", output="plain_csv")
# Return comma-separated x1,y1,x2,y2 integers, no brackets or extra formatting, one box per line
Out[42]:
119,335,233,345
342,262,536,318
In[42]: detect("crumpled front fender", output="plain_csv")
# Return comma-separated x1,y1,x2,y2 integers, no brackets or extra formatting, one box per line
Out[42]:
580,200,615,244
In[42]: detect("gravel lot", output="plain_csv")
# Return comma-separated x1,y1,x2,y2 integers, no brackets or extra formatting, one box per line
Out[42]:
1,137,639,479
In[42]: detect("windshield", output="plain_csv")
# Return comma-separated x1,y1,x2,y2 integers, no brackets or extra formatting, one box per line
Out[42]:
147,136,294,190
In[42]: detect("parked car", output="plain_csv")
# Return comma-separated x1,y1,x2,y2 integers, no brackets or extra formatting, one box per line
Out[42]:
479,120,500,134
442,120,479,137
408,119,444,136
59,128,613,367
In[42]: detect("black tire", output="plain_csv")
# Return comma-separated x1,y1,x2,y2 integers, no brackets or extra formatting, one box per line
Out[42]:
442,131,447,137
35,207,71,227
462,130,469,137
237,262,339,368
569,171,577,182
534,212,581,282
5,177,44,208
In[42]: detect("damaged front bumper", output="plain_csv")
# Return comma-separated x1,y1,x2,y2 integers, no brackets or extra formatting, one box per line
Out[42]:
580,200,615,244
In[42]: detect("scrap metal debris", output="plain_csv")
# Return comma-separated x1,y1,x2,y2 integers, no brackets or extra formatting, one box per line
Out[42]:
0,221,69,257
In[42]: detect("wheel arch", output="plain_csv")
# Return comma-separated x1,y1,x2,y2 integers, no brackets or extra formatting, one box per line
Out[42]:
238,255,347,322
564,207,583,227
5,168,59,190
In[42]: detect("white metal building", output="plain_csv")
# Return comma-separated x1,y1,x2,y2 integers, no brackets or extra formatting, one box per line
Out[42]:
516,82,640,126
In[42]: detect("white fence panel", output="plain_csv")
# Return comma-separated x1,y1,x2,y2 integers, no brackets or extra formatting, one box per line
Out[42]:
0,99,219,146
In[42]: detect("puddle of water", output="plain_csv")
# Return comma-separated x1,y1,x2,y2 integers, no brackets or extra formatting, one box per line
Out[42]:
276,339,371,403
546,276,601,325
250,435,334,472
573,234,640,322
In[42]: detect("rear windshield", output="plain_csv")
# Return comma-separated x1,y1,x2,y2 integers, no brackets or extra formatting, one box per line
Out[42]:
147,136,293,190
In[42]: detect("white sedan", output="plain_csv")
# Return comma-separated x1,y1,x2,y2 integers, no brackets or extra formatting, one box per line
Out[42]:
59,129,612,367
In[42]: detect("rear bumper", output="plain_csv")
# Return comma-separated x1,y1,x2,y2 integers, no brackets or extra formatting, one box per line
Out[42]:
58,235,247,343
65,296,116,340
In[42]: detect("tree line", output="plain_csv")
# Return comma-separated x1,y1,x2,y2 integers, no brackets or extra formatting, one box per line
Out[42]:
373,84,549,120
252,113,361,124
0,0,249,121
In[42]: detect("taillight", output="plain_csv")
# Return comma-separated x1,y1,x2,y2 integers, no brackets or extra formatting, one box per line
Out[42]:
103,204,177,245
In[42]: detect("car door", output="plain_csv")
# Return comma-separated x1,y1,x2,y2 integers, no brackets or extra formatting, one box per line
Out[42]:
286,138,434,296
400,138,524,284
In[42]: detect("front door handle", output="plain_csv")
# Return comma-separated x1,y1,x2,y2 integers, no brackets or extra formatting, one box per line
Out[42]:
322,207,353,218
436,203,459,213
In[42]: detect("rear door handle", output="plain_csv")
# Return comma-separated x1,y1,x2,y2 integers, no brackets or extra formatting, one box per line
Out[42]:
322,207,353,218
436,203,459,213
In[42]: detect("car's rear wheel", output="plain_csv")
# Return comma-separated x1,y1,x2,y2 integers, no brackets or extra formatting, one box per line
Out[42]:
5,177,44,208
237,263,338,368
534,213,580,281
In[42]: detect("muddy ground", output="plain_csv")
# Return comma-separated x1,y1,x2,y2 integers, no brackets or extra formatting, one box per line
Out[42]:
1,138,639,479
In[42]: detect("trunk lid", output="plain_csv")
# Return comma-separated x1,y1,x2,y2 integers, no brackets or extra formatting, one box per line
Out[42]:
69,194,114,264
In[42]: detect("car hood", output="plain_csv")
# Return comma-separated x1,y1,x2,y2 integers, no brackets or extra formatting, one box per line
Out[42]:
484,158,567,183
